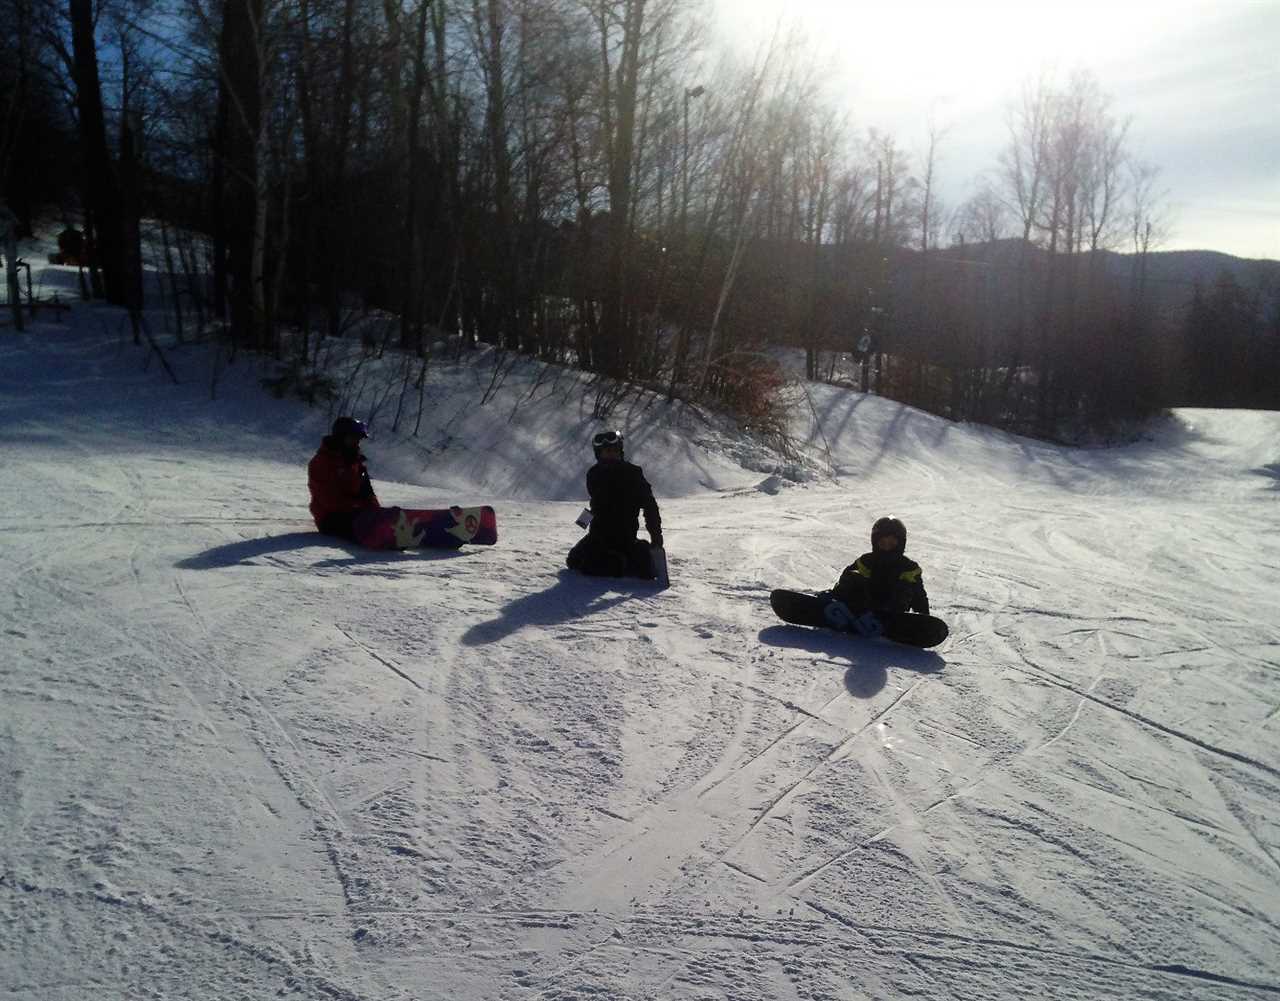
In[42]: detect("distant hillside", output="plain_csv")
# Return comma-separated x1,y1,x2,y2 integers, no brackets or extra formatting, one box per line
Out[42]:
1101,248,1280,318
922,241,1280,325
1128,248,1280,288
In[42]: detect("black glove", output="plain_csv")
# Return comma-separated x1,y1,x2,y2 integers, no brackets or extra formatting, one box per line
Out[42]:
650,532,663,549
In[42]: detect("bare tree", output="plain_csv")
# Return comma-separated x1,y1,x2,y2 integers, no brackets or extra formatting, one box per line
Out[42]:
209,0,267,345
917,112,948,253
1127,159,1169,311
69,0,128,303
951,180,1010,246
868,128,910,248
992,75,1054,416
1,204,22,330
998,75,1054,249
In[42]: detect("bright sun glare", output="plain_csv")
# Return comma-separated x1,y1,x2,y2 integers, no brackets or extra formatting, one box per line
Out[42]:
718,0,1210,113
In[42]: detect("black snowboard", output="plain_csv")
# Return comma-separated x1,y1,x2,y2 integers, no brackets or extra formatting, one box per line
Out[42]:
770,589,949,649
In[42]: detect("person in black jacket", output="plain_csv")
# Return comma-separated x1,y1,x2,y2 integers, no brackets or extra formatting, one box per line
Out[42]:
567,430,663,578
822,516,930,628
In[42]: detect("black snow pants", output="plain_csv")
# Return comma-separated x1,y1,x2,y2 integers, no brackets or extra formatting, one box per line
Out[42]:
567,534,655,579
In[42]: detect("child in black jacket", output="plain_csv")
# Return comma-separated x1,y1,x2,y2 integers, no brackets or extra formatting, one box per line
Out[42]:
823,516,929,629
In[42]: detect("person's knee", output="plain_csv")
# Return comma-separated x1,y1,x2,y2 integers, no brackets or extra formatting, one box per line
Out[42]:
567,537,591,569
834,582,870,612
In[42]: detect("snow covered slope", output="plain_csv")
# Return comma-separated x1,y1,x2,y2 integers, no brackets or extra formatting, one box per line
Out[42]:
3,309,1279,1000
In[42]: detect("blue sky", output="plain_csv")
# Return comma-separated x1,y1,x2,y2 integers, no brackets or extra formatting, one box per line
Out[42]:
711,0,1279,260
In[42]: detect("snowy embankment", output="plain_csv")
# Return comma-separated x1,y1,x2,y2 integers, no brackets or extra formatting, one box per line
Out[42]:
3,266,1280,1000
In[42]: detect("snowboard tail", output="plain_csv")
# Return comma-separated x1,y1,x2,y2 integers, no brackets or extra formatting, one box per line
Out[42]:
354,505,498,550
770,589,948,649
649,545,670,589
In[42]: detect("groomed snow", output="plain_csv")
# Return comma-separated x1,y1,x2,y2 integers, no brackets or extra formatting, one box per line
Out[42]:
3,281,1279,1000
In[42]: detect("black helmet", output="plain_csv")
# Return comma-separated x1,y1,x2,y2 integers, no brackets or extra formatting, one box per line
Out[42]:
332,416,369,439
592,428,624,460
871,516,906,553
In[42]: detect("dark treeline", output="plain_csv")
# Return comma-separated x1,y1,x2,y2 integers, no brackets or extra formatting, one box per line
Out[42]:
2,0,1278,437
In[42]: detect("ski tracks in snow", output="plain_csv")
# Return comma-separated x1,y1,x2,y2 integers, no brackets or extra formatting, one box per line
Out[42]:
6,330,1280,998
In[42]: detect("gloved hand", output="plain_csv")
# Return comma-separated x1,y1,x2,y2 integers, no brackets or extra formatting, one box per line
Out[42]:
823,600,854,630
650,532,663,549
853,611,884,638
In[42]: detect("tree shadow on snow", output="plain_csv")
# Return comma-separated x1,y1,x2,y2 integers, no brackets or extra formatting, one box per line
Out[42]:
756,625,945,700
176,531,470,570
462,569,646,646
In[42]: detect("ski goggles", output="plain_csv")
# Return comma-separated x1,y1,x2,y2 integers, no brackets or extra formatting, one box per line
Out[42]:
592,430,623,449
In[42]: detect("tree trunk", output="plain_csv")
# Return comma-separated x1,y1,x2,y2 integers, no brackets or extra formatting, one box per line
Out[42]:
119,115,145,340
325,0,357,338
211,116,228,324
295,0,320,346
600,0,646,378
69,0,126,305
400,0,431,351
1,207,23,331
217,0,264,348
475,0,517,350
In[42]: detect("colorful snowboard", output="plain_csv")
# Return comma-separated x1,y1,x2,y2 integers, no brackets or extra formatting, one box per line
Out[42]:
354,505,498,550
769,589,949,649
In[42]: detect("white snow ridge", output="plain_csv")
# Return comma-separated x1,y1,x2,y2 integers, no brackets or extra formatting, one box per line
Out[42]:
3,320,1279,1001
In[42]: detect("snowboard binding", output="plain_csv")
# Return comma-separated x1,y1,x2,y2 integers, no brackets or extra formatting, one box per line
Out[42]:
852,611,885,638
822,600,886,638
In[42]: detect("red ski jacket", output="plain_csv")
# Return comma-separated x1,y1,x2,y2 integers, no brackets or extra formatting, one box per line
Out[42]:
308,437,380,527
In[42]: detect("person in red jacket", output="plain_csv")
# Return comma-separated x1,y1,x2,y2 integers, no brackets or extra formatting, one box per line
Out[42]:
308,417,381,540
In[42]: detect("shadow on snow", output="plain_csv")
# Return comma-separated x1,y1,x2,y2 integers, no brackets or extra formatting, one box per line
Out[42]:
175,531,471,569
1253,462,1280,489
462,569,653,646
756,623,945,700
